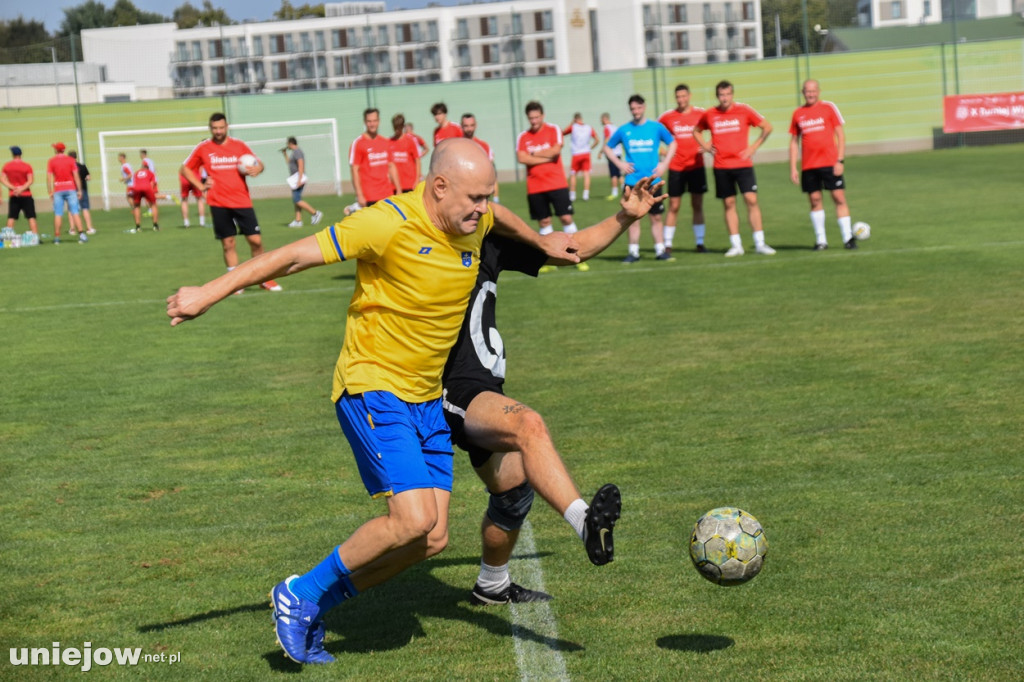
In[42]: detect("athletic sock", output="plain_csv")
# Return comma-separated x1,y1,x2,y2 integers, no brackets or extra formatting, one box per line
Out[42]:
562,222,578,235
628,243,640,258
693,223,706,244
654,242,665,256
316,574,359,613
183,220,190,227
753,230,767,248
664,225,676,247
477,562,511,594
611,188,619,197
290,547,351,605
539,225,554,236
569,191,577,201
564,498,588,540
583,190,589,200
810,209,826,244
199,218,206,226
730,233,742,249
838,215,853,242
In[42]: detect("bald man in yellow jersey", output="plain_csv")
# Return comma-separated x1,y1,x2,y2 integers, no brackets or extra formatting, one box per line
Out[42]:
166,138,578,665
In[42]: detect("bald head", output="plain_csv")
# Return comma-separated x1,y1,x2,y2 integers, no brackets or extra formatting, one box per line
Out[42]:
424,138,496,236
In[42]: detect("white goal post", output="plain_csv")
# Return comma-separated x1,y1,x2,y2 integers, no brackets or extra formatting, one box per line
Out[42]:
97,118,342,211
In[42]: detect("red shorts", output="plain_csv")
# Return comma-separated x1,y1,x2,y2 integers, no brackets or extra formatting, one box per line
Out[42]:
132,188,157,206
180,179,202,199
571,154,591,173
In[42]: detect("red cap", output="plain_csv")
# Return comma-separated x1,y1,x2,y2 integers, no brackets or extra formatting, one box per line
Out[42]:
52,142,66,152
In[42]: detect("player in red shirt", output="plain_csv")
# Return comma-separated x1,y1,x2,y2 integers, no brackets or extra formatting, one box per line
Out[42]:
1,145,39,235
461,113,499,204
789,79,857,250
431,102,464,146
516,101,579,242
130,164,160,231
46,142,84,244
181,112,282,292
349,108,400,209
694,80,775,257
659,84,708,254
179,167,207,228
405,122,429,159
389,113,421,193
562,113,599,202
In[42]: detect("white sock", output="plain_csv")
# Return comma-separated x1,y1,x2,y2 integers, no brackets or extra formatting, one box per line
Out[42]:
563,222,578,235
611,187,619,197
477,561,510,593
838,215,852,242
569,191,577,201
539,225,554,236
693,223,706,244
183,219,190,227
753,230,766,247
199,218,205,226
730,233,742,249
654,242,665,256
664,225,676,247
628,243,640,257
810,210,826,244
564,498,588,540
227,266,235,272
583,190,590,200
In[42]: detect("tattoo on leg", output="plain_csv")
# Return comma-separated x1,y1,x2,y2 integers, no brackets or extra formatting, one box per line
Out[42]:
502,402,527,415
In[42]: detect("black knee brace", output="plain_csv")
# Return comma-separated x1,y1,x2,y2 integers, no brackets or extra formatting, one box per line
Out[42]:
486,481,535,531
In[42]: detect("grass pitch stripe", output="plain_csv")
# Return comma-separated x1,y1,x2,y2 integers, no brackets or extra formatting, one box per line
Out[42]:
509,521,569,682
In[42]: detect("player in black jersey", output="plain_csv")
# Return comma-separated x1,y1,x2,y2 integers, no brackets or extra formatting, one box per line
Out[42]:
442,177,664,604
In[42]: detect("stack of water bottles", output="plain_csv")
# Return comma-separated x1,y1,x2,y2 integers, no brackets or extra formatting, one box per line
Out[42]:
0,226,40,248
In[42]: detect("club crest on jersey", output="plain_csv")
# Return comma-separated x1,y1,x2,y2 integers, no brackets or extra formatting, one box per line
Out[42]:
461,251,472,267
419,246,432,255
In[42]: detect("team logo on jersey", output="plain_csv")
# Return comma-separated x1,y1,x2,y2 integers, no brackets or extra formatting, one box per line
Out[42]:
419,246,432,255
461,251,472,267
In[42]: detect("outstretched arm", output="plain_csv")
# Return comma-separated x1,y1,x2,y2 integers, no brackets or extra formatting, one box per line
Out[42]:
552,177,665,264
491,202,580,264
167,235,326,326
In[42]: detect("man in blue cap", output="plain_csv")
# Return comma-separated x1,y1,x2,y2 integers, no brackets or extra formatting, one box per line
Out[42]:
1,146,39,236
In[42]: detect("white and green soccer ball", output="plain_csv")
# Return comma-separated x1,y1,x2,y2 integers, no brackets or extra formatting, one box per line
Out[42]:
853,221,871,240
689,507,768,586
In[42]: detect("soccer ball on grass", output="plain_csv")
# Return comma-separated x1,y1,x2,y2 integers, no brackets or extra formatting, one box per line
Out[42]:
689,507,768,586
852,221,871,240
237,154,259,175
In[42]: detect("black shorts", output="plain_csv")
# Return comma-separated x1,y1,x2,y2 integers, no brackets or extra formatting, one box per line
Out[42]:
668,168,708,198
625,183,666,215
801,167,846,194
7,195,36,220
527,188,573,221
442,379,501,468
607,158,622,178
211,206,261,240
713,167,758,199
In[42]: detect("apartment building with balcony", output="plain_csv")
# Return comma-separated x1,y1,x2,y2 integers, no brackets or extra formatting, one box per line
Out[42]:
80,0,763,100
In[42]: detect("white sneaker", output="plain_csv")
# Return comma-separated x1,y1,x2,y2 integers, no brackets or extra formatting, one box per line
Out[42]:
755,244,776,255
287,220,303,228
725,245,745,257
311,211,323,225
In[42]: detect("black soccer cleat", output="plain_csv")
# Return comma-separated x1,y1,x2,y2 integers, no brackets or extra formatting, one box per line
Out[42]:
470,582,553,606
844,238,858,250
695,243,708,253
584,483,621,566
813,242,828,251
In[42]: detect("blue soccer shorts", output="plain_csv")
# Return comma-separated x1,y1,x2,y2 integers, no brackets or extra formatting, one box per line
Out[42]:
335,391,454,498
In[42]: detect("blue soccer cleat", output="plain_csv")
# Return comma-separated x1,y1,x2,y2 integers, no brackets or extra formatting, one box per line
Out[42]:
304,620,336,664
270,575,322,664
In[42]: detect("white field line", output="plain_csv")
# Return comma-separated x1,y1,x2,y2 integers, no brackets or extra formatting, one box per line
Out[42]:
4,240,1022,316
509,520,569,682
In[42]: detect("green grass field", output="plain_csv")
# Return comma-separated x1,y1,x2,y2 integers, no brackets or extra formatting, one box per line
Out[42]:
2,145,1022,679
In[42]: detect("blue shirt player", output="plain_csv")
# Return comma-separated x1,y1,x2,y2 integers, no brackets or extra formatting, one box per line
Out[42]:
605,94,676,262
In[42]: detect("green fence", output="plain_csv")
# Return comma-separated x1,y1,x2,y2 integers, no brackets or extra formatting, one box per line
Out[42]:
3,37,1022,207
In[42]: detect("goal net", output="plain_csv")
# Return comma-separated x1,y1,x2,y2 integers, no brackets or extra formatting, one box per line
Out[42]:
97,118,341,210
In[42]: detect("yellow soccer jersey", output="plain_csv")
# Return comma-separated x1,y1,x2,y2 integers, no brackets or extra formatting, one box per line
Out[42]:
315,184,494,403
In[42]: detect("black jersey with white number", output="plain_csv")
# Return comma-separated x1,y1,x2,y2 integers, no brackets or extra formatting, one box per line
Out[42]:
442,233,548,392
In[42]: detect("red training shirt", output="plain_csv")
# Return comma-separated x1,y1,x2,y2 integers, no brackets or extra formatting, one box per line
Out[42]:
658,107,706,172
433,121,463,146
789,100,845,171
696,103,766,170
350,133,395,203
47,154,79,193
390,134,420,192
516,123,567,194
182,137,256,208
2,159,33,196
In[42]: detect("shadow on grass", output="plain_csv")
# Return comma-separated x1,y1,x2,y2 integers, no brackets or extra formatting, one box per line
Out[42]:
656,633,734,653
137,551,581,669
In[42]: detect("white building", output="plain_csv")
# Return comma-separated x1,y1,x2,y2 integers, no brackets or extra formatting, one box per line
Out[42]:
856,0,1014,27
80,0,763,100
